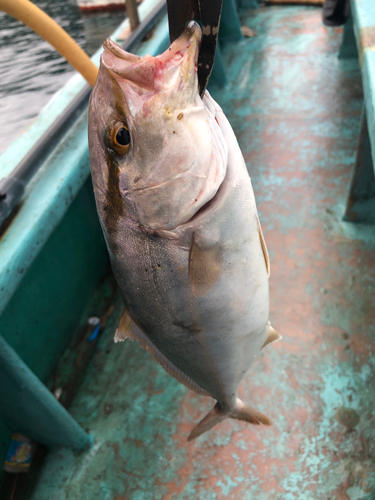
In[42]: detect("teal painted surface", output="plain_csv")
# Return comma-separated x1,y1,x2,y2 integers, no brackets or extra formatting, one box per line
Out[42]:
0,421,12,478
0,179,108,382
345,108,375,223
0,2,172,480
0,178,108,474
0,0,165,318
28,6,375,499
219,0,243,45
0,111,91,316
363,52,375,169
209,43,228,90
350,0,375,184
0,335,93,450
339,11,358,59
351,0,375,30
238,0,259,8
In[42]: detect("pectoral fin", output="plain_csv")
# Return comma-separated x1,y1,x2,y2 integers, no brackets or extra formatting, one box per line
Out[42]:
261,323,281,349
189,235,223,298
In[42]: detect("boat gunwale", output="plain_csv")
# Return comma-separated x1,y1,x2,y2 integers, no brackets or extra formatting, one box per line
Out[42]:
0,0,169,316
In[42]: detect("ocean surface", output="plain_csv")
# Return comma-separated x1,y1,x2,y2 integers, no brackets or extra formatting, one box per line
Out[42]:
0,0,125,154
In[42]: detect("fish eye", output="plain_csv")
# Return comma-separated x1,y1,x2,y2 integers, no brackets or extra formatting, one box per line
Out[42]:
116,127,130,147
108,122,130,155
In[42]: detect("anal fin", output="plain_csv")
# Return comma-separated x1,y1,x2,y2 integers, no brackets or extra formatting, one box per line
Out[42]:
114,308,210,397
114,308,133,342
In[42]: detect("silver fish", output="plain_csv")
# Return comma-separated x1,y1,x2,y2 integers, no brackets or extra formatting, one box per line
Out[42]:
88,21,279,440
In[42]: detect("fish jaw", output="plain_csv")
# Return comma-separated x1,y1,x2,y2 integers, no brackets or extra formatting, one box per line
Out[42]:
89,22,228,232
101,20,202,109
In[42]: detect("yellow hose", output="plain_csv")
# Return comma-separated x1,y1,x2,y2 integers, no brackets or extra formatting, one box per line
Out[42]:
0,0,99,87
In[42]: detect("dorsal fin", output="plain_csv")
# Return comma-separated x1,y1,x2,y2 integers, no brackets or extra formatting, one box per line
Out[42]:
261,324,281,349
257,216,270,278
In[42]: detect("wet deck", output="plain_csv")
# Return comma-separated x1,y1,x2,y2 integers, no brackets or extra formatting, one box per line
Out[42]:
30,5,375,499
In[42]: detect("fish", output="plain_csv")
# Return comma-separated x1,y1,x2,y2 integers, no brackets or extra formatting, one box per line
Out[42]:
88,21,280,441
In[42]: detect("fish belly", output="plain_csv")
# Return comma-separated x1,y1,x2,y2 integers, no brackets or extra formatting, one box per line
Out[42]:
109,173,269,408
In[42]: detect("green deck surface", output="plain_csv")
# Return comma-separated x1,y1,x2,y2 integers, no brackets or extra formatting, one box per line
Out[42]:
20,5,375,499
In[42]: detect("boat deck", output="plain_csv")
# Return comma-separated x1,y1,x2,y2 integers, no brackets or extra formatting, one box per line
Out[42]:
29,5,375,499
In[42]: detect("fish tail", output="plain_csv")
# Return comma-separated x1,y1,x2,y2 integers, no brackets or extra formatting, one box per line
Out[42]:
231,398,272,426
187,398,272,441
187,402,228,441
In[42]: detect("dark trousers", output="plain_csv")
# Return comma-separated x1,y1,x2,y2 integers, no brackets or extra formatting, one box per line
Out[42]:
322,0,350,26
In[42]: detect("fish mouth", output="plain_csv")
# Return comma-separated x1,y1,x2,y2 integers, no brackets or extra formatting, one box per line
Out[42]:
101,21,202,92
158,20,202,68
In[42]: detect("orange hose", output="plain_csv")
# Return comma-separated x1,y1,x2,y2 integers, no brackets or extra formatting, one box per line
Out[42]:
0,0,99,87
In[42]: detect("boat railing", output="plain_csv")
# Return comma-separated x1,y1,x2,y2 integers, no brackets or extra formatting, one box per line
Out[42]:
0,0,168,317
342,0,375,224
0,0,166,230
0,0,172,463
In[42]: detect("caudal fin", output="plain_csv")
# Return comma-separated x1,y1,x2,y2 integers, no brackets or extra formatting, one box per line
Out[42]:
231,398,272,425
187,398,272,441
187,403,227,441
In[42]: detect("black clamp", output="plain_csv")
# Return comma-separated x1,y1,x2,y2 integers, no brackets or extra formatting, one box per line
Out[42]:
166,0,224,97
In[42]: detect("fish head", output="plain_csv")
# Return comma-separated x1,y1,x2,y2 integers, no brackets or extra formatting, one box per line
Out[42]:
89,21,228,232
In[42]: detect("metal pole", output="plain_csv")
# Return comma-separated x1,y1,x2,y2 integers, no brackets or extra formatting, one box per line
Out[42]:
0,335,93,450
127,0,140,31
